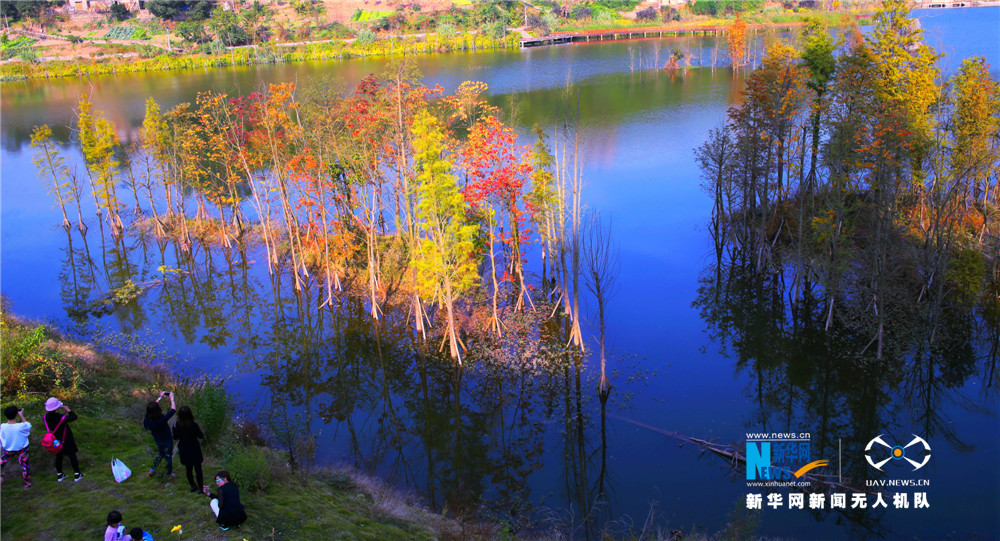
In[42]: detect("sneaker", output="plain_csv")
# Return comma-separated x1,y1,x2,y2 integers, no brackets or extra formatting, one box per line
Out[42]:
145,469,155,478
190,486,200,493
73,473,84,482
166,473,176,481
56,473,67,482
23,483,31,488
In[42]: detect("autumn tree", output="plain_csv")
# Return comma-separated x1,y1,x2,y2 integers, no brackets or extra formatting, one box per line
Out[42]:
141,97,174,224
726,42,808,271
800,18,836,192
30,124,73,231
950,57,1000,224
526,125,558,290
383,60,439,336
77,95,124,236
867,0,941,185
461,115,534,330
411,110,478,363
340,75,396,319
727,15,748,69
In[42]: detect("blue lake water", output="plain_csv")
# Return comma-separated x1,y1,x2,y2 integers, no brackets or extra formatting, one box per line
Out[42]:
2,7,998,539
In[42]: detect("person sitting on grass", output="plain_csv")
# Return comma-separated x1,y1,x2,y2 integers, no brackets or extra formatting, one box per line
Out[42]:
104,510,130,541
128,527,154,541
202,470,247,531
1,405,32,488
143,391,175,480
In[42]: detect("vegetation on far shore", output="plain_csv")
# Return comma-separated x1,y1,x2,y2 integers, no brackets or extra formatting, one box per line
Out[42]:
0,0,882,81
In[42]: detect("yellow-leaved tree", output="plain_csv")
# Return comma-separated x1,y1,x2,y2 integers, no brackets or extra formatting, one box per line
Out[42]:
411,109,478,364
77,95,123,235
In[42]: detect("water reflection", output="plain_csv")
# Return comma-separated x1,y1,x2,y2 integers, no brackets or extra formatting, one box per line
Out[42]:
693,247,996,537
54,213,628,533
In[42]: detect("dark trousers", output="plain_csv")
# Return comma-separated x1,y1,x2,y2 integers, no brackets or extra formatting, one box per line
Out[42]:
55,451,80,475
151,443,173,475
185,463,203,490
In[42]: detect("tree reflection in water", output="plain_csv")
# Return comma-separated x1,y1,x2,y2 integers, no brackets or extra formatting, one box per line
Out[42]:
56,222,634,535
694,246,997,538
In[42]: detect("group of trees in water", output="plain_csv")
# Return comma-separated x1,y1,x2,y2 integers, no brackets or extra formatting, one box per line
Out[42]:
31,63,619,378
692,2,998,523
698,0,999,364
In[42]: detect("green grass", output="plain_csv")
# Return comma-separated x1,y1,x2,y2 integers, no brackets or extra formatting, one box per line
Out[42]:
0,37,35,50
0,318,476,541
350,9,393,23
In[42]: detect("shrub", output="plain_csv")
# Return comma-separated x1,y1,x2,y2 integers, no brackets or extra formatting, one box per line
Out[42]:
221,443,272,493
436,21,457,38
636,6,657,20
355,27,376,46
487,20,507,40
526,12,548,34
0,320,81,398
177,20,209,44
233,418,268,446
947,248,987,305
109,2,131,21
188,380,231,444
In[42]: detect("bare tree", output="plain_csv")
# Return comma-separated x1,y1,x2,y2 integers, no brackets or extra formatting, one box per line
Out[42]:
583,212,619,399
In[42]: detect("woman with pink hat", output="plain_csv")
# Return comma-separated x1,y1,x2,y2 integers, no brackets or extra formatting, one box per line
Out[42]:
43,397,83,482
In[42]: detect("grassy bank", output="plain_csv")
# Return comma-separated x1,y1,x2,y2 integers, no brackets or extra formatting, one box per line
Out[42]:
0,2,869,82
0,31,519,82
0,311,491,540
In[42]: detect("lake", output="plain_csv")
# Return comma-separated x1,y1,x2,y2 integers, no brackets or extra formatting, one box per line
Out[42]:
2,7,998,539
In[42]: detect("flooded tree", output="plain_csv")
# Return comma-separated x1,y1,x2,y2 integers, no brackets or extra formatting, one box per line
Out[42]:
77,95,124,237
411,109,478,363
583,212,619,399
30,124,73,232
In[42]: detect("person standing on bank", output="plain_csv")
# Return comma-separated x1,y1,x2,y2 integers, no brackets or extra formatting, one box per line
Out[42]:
43,397,83,482
202,470,247,531
1,405,32,487
143,391,175,479
172,405,205,493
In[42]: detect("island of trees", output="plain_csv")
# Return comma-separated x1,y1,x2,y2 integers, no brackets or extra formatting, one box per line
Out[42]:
30,62,620,381
697,0,999,364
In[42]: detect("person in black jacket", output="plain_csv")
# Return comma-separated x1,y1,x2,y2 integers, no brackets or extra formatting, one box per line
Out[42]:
143,391,175,479
173,405,205,493
202,470,247,530
43,397,83,482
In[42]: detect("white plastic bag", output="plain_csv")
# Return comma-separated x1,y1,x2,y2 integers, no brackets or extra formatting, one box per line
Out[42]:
111,457,132,483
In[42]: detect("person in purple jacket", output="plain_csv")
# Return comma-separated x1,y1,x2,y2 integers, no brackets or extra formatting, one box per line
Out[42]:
143,391,175,479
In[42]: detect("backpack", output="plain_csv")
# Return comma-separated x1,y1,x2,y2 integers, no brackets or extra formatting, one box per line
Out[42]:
41,414,67,454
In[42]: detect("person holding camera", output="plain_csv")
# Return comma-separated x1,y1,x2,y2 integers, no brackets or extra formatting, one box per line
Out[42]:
1,405,32,488
44,397,82,482
143,391,175,479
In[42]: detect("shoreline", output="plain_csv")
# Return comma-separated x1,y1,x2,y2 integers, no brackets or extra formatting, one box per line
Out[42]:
0,310,498,540
0,10,868,82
